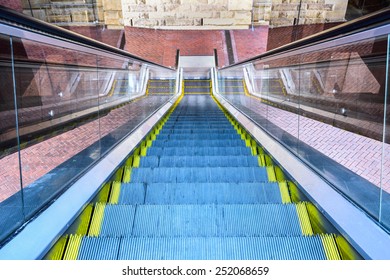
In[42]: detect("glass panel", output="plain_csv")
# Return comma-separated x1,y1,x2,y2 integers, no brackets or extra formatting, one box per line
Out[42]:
380,34,390,229
0,35,24,243
218,28,389,230
296,36,387,221
11,37,100,220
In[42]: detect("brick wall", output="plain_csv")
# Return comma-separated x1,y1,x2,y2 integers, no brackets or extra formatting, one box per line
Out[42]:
0,0,23,12
267,22,343,50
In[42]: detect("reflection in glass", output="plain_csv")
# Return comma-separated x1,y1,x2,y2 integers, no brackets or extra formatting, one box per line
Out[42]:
217,31,390,230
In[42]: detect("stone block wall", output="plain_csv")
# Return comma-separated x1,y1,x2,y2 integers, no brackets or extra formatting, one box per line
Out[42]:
254,0,348,27
121,0,253,29
18,0,123,28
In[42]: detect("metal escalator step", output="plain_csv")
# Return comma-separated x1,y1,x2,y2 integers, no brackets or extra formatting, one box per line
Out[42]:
142,155,259,168
144,182,282,204
117,183,146,204
147,147,252,156
163,122,232,127
159,128,236,134
132,204,301,237
156,133,241,140
118,236,328,260
77,236,120,260
131,167,267,183
100,205,136,236
151,139,246,147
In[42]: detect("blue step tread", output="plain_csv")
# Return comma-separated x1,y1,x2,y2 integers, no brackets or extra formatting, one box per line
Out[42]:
159,129,236,134
76,236,328,260
118,182,282,205
140,155,259,168
156,133,241,140
147,147,252,156
131,167,268,183
96,204,301,237
132,204,302,237
151,139,246,147
143,182,282,204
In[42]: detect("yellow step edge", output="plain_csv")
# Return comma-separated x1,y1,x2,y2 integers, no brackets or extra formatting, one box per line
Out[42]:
74,204,94,235
88,203,106,237
123,167,132,183
132,155,141,167
258,154,266,167
109,181,121,204
274,166,285,182
278,181,292,204
125,155,134,167
44,235,68,260
140,146,148,157
296,202,314,236
266,166,277,182
114,167,124,182
63,234,83,260
251,146,258,156
321,234,341,260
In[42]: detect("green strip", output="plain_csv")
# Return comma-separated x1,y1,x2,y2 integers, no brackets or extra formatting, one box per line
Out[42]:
109,181,121,204
266,166,277,182
44,235,68,260
295,202,314,236
63,235,82,260
278,181,291,204
321,234,341,260
88,203,106,237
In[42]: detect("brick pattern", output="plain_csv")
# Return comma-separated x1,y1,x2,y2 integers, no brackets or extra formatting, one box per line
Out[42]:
124,26,229,67
223,94,389,191
267,22,343,51
0,0,22,12
124,26,269,68
62,26,124,49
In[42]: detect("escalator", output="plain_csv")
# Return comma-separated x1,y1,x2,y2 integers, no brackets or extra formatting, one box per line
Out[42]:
44,79,343,260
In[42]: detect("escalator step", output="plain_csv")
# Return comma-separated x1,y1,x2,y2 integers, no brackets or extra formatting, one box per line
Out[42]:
77,236,120,260
131,167,268,183
117,236,328,260
147,147,252,156
159,129,236,134
151,139,246,147
117,183,146,204
156,133,241,140
132,204,301,237
140,155,259,168
143,182,282,204
99,205,136,236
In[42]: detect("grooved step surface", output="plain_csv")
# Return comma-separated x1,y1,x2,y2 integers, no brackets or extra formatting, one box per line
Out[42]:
140,155,259,168
152,139,246,147
76,236,328,260
132,204,302,237
131,167,268,183
119,182,282,205
147,147,252,156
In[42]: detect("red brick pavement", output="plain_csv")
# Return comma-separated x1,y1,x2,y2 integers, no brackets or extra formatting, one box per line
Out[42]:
224,94,389,192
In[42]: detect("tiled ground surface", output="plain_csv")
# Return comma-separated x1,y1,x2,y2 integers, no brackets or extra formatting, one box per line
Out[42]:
223,94,388,192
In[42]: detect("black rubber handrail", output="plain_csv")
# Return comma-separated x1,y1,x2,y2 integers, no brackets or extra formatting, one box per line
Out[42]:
0,5,174,70
220,7,390,70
